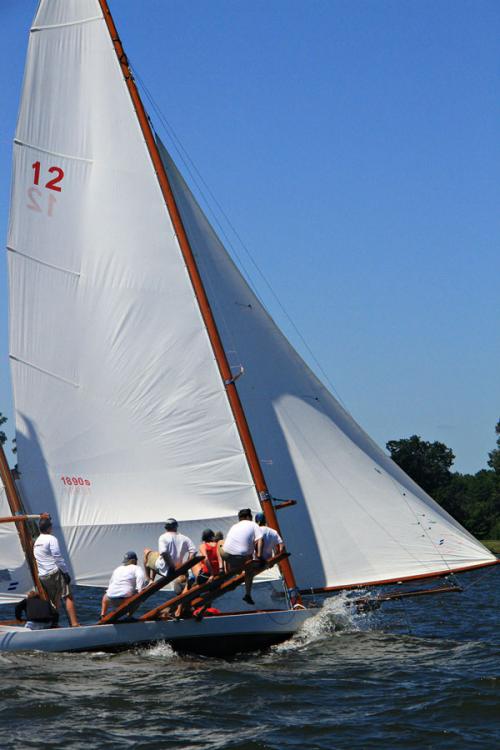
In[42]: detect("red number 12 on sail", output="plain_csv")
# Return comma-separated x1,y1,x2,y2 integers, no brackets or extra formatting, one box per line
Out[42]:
32,161,65,192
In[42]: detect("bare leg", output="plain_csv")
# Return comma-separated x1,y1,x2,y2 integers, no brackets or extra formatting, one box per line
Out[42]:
64,595,79,627
143,549,157,582
100,593,108,619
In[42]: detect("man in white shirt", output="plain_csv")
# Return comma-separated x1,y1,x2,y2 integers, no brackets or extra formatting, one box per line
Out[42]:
222,509,264,605
100,551,148,619
33,516,79,626
144,518,196,597
254,512,284,560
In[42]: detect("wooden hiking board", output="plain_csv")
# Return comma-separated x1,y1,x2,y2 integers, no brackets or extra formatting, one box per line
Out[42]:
139,551,290,621
99,555,203,624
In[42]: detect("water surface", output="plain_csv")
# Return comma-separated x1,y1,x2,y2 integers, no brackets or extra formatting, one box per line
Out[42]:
1,567,498,749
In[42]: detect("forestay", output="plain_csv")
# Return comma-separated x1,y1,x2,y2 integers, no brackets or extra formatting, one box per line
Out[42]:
159,142,496,590
8,0,259,588
0,481,32,603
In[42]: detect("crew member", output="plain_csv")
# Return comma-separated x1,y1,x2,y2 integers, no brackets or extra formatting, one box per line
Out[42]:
14,590,59,630
196,528,223,585
254,512,284,560
144,518,196,595
100,550,148,619
221,509,263,605
33,516,79,627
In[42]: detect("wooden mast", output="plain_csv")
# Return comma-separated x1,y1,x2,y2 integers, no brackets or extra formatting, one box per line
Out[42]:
98,0,302,603
0,442,47,599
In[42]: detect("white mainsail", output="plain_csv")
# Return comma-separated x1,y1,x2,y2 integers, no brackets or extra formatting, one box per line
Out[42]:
6,0,495,594
7,0,259,587
0,481,33,603
159,143,496,590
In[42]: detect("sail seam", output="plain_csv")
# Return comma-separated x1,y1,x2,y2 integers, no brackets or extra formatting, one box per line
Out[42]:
9,356,79,388
31,17,103,32
13,139,93,164
7,247,81,278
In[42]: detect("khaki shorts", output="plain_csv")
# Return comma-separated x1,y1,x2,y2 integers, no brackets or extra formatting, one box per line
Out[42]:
173,575,188,595
40,568,71,604
220,550,250,572
145,551,187,594
145,550,160,570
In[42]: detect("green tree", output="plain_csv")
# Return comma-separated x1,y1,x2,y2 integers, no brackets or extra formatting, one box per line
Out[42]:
0,412,7,447
487,418,500,474
0,412,16,456
386,434,455,496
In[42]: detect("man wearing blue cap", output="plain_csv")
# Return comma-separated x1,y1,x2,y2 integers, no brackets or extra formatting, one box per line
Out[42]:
100,551,148,619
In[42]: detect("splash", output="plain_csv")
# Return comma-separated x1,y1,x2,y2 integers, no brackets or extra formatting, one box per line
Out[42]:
141,641,177,660
274,592,371,653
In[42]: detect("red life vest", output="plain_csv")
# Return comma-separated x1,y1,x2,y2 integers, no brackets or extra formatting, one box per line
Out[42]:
200,542,220,575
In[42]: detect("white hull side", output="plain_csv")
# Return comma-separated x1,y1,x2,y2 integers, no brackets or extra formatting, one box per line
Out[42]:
0,608,316,655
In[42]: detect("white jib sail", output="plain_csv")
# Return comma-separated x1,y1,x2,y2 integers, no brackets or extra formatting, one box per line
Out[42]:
0,481,33,603
8,0,260,587
158,142,496,590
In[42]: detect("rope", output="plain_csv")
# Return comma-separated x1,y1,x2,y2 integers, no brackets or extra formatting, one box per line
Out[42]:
129,61,348,409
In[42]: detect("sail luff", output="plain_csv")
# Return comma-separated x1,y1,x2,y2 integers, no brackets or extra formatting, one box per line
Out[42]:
97,0,301,599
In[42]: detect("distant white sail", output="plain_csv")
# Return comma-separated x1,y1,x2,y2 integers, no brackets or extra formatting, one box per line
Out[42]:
0,482,32,603
8,0,259,587
159,142,496,590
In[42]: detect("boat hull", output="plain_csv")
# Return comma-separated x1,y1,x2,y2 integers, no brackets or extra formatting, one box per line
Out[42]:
0,608,316,656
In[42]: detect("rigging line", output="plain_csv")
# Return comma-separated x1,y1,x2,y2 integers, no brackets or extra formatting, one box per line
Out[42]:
130,67,266,311
459,563,498,593
188,232,243,374
382,469,460,583
130,64,348,409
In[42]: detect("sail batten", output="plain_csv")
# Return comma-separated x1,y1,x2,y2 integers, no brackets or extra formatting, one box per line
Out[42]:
32,17,103,32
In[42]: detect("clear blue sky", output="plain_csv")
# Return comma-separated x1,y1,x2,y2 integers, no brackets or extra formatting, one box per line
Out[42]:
0,0,498,473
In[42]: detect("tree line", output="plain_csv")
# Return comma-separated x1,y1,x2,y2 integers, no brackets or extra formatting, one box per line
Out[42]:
387,419,500,539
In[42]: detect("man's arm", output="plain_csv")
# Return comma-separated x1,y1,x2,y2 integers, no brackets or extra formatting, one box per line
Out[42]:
255,537,264,559
49,536,68,573
187,537,196,558
136,566,148,591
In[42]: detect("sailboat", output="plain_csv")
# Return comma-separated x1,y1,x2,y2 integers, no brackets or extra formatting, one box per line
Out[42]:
0,0,497,655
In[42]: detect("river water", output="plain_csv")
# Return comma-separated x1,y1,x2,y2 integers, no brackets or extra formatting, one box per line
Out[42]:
1,567,498,750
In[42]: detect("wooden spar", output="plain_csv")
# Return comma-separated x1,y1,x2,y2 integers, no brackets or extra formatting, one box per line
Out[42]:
140,552,290,622
98,0,301,603
273,500,297,511
99,555,204,624
0,514,42,524
0,443,47,599
189,552,291,615
299,557,500,595
139,571,241,622
374,584,463,602
353,584,463,611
